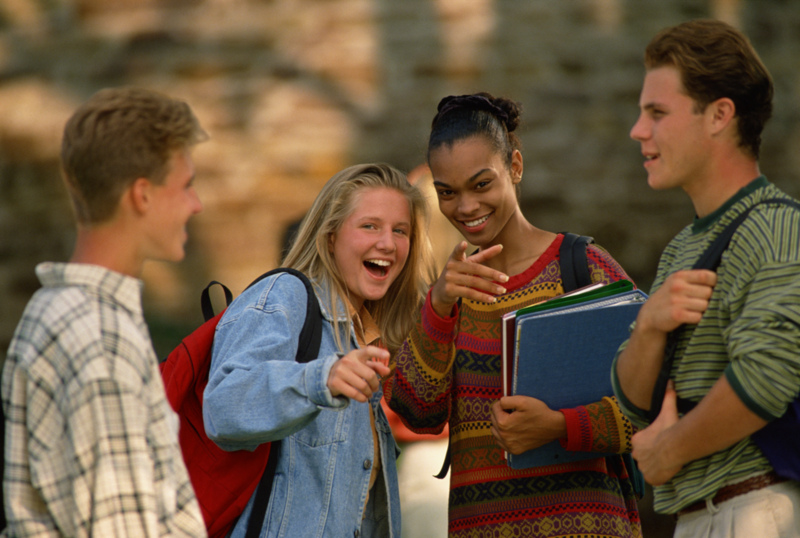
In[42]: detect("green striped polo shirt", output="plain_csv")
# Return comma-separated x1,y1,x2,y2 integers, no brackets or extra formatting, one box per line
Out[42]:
612,176,800,514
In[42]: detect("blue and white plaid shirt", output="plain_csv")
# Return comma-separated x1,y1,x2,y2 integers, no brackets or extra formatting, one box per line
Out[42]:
2,263,206,537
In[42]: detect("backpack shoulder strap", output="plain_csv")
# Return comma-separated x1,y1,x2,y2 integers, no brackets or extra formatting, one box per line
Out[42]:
242,267,323,538
278,268,322,365
200,281,233,321
693,197,800,272
236,267,323,364
559,233,594,292
648,197,800,421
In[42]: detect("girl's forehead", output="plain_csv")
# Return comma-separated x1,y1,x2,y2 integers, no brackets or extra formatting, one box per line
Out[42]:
430,139,505,184
348,187,410,217
430,136,494,159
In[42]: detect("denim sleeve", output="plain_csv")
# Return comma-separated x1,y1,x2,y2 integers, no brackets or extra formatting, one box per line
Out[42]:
203,274,347,452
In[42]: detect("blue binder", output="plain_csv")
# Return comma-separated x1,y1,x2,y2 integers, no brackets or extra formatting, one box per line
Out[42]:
506,289,647,469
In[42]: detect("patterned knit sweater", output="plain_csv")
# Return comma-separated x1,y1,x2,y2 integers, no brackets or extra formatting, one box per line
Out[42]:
385,234,642,538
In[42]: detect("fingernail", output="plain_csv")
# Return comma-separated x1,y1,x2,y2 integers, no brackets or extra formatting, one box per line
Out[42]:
500,274,509,283
497,286,507,294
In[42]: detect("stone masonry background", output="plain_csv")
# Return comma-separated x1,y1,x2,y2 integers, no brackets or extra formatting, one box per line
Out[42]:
3,0,800,352
3,1,800,535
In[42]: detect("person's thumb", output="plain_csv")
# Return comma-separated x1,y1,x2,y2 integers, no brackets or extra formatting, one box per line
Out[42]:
655,380,680,427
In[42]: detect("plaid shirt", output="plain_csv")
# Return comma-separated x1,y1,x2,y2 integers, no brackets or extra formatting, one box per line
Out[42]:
2,263,206,537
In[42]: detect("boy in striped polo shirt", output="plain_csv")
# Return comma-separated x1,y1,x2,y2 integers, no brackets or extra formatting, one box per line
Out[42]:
612,19,800,537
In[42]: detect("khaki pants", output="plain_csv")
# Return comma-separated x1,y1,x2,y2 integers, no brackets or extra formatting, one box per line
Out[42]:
675,480,800,538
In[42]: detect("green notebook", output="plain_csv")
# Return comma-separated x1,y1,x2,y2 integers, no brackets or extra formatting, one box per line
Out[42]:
514,279,634,317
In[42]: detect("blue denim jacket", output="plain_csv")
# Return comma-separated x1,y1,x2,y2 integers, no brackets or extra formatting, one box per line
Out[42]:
203,272,401,538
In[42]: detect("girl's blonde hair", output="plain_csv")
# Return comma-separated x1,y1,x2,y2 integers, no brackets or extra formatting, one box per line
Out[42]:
282,163,435,353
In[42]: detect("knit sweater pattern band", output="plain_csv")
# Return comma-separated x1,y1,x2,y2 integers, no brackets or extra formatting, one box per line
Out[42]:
385,235,642,538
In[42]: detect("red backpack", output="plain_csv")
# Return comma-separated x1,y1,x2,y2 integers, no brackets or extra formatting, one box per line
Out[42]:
160,268,322,538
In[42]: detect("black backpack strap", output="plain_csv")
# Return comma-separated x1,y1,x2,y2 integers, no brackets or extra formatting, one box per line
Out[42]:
246,442,282,538
200,281,233,322
559,233,594,293
647,206,760,420
694,198,800,271
647,332,681,422
647,198,800,421
280,268,323,365
434,440,451,479
242,267,323,537
239,267,322,365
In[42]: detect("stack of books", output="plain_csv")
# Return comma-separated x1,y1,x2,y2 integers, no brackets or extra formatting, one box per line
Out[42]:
501,280,647,469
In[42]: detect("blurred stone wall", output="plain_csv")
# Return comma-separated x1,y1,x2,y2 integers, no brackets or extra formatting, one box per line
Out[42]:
2,0,800,356
5,1,800,534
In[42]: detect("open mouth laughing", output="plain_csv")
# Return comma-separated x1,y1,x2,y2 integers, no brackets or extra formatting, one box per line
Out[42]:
364,259,391,277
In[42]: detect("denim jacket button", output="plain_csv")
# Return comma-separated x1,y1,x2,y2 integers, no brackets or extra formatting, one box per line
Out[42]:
363,459,372,470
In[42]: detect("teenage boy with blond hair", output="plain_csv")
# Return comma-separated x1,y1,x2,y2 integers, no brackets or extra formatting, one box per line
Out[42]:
3,87,208,537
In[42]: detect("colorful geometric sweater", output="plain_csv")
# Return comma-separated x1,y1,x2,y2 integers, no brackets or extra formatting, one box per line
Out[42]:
385,234,642,538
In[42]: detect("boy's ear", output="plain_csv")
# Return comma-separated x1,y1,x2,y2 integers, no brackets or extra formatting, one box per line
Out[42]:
708,97,736,135
127,177,153,215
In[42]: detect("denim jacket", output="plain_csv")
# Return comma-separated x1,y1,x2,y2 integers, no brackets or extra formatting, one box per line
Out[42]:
203,271,401,538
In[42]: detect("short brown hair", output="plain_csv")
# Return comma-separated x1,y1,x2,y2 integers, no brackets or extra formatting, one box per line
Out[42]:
61,87,208,224
645,19,773,159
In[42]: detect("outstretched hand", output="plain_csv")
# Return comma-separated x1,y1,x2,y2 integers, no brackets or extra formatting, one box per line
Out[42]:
631,381,683,485
490,395,566,455
430,241,509,318
327,346,391,403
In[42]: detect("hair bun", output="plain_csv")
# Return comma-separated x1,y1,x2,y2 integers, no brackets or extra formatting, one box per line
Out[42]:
436,93,519,131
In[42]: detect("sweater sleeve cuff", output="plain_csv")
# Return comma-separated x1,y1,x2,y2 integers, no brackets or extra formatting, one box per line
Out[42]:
610,356,651,428
559,407,586,452
725,366,776,421
422,289,459,336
